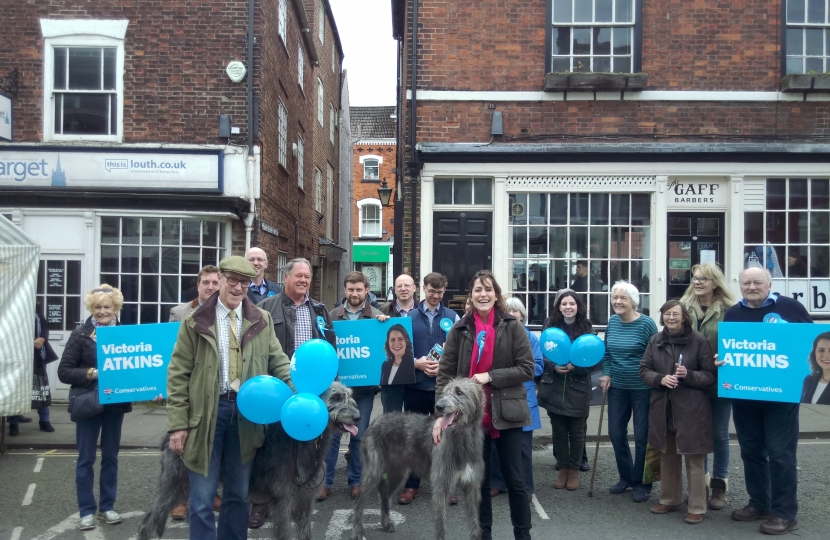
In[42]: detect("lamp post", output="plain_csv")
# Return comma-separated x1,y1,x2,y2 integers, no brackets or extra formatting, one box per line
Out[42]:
377,177,393,207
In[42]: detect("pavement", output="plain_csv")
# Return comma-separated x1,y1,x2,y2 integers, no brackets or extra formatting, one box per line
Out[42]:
3,395,829,451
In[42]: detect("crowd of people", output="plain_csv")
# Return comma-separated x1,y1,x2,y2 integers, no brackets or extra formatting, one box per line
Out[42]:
12,247,813,538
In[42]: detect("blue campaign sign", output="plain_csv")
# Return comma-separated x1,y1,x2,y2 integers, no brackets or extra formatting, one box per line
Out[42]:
332,318,415,387
96,322,180,404
717,322,830,404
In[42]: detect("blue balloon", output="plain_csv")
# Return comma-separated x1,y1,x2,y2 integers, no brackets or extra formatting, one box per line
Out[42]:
281,393,329,441
237,375,294,424
540,327,571,365
569,334,606,368
291,338,338,395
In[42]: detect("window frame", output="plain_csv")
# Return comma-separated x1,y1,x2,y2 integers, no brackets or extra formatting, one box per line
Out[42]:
329,104,336,144
318,2,325,44
278,0,287,44
357,198,383,239
314,167,323,213
278,99,288,168
43,32,125,142
317,78,324,126
297,136,305,189
298,41,305,91
326,164,335,239
363,159,380,181
433,177,494,206
275,251,288,286
545,0,643,74
782,0,830,76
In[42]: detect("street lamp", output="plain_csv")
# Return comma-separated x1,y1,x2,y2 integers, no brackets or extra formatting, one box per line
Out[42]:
377,177,393,207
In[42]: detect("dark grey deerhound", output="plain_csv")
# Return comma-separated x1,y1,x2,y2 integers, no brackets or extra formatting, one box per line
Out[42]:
137,381,359,540
352,377,485,540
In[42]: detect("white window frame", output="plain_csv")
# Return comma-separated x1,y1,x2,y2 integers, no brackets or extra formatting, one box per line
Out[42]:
297,136,305,189
329,104,335,144
41,20,128,142
278,99,288,167
318,2,325,44
785,0,830,74
317,78,324,126
326,164,334,239
360,154,383,181
275,251,288,285
357,198,383,239
550,0,636,74
298,42,304,91
278,0,287,44
314,167,323,212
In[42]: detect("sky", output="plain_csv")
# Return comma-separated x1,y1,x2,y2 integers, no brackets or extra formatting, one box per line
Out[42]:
329,0,397,106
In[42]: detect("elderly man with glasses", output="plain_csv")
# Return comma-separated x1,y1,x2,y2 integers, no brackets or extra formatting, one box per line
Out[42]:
166,256,292,540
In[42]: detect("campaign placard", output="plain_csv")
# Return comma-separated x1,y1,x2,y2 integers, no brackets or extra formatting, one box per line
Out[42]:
332,318,415,387
718,322,830,404
96,322,180,404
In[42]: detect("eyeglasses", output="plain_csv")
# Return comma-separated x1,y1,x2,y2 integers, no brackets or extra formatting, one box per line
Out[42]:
224,276,252,287
92,288,114,293
664,313,683,319
425,288,445,297
692,276,708,284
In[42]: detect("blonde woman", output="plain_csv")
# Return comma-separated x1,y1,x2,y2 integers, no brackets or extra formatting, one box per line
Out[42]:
58,285,131,531
679,263,737,510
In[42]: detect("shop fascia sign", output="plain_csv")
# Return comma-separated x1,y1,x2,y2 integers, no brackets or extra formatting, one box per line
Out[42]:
0,147,222,192
666,178,727,207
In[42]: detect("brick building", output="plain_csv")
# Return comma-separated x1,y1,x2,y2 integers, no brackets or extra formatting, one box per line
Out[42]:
0,0,347,397
392,0,830,324
350,106,397,298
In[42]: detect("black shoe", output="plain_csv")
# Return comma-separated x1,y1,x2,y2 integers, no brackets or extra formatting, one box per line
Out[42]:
759,517,798,535
579,460,591,472
18,416,32,423
554,462,561,471
731,505,771,522
609,480,631,494
632,485,650,503
39,421,55,433
9,424,19,436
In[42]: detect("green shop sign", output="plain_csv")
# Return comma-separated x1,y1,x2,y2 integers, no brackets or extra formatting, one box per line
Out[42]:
669,258,691,270
353,245,390,263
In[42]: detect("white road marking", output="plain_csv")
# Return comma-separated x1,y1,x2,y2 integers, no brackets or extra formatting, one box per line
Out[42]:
326,509,405,540
10,527,23,540
21,483,36,506
83,527,104,540
34,458,44,473
29,511,144,540
530,494,549,520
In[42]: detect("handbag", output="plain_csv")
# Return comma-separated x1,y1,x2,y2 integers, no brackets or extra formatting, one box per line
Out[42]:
68,382,104,422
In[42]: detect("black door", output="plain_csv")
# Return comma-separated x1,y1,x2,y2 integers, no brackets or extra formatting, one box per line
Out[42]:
433,211,492,310
666,212,725,300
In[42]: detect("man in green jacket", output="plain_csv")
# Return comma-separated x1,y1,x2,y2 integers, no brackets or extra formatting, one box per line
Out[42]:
167,256,292,540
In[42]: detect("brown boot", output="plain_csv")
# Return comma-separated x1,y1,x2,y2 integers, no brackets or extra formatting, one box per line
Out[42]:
566,469,579,491
170,503,187,520
553,467,569,489
709,478,727,510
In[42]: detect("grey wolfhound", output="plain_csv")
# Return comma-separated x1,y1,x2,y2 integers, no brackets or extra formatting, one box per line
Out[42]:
352,377,485,540
136,381,359,540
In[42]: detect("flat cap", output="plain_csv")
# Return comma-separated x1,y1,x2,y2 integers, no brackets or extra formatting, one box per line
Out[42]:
218,255,257,278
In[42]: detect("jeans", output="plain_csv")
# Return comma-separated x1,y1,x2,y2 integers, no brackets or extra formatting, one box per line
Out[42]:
490,431,534,494
8,408,50,425
704,397,732,479
75,409,124,517
607,386,651,489
480,428,532,540
403,387,435,490
188,399,253,540
380,385,405,414
325,392,374,487
732,399,799,521
548,412,586,470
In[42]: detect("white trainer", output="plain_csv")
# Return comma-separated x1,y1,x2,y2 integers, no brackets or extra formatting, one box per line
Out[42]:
78,514,96,530
98,510,122,524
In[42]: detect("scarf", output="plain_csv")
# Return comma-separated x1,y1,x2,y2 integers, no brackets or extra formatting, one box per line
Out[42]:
470,309,499,438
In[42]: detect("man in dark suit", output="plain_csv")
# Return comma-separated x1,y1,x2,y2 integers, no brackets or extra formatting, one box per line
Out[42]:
245,247,281,304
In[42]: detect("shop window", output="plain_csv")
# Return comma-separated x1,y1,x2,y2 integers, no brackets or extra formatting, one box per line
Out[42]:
548,0,639,73
434,177,493,205
358,199,382,238
508,192,652,326
42,20,127,141
785,0,830,74
744,178,830,311
99,216,227,324
276,251,288,285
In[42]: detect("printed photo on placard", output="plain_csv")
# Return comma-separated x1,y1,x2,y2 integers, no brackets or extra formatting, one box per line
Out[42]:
718,322,830,405
96,322,180,404
332,318,415,387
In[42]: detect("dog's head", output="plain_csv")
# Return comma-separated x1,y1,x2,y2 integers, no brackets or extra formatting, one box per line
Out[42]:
434,377,485,432
320,381,360,437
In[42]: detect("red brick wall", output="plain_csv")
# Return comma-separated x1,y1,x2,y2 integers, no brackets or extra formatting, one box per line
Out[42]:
352,143,397,242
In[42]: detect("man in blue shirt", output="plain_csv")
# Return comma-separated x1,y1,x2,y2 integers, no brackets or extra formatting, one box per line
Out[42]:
723,267,811,535
245,247,281,304
397,272,459,504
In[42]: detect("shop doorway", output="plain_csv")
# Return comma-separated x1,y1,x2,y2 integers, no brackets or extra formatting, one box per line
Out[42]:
433,211,492,307
666,212,725,301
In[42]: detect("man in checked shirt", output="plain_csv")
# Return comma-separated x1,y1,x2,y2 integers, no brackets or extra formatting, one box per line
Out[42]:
248,257,337,528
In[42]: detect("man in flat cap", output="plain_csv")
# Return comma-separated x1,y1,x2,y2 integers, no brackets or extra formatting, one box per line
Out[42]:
166,255,292,540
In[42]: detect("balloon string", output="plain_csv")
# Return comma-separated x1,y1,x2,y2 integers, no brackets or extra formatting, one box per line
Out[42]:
562,372,567,404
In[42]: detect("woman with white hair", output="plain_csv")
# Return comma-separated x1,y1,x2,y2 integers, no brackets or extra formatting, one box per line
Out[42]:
58,285,131,531
489,297,544,501
598,281,658,503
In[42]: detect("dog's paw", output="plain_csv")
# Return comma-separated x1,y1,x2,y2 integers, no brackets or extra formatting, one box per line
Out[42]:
380,520,396,533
